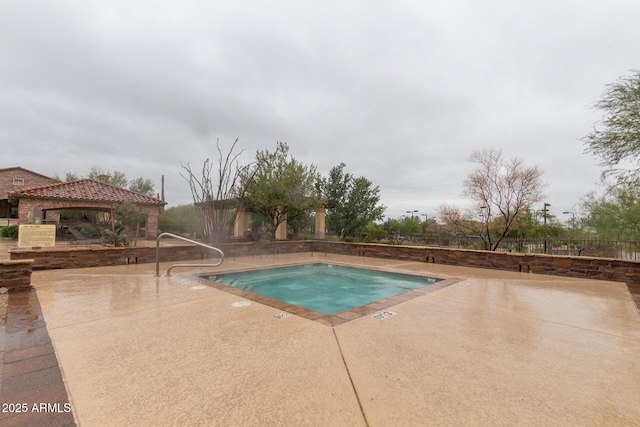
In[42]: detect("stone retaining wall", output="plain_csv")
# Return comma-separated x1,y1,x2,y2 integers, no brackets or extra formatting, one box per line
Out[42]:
0,259,34,292
7,240,640,284
8,241,314,270
314,241,640,284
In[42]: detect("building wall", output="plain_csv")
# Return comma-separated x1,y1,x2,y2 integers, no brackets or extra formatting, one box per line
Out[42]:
0,168,51,200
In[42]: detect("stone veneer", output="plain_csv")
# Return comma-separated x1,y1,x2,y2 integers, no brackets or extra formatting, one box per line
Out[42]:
8,241,314,270
7,240,640,285
0,259,34,292
314,241,640,284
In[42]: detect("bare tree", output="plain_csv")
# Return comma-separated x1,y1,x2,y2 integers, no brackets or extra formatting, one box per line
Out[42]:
181,139,253,242
439,148,545,251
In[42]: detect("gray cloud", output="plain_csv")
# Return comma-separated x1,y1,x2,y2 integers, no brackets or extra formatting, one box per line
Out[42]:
2,0,638,219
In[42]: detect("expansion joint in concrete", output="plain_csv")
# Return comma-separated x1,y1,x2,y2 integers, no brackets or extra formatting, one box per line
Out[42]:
332,327,370,427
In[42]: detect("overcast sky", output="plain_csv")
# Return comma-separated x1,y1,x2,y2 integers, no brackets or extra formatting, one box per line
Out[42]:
2,0,639,221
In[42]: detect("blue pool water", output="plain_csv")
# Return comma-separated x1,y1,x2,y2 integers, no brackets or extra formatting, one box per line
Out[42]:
207,263,440,315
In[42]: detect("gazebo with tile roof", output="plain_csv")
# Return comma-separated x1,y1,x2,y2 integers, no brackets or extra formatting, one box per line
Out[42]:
8,179,167,239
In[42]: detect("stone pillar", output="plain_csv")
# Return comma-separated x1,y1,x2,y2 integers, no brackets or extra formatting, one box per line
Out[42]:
233,207,249,238
18,200,36,224
144,207,160,239
0,260,33,293
275,212,287,240
44,210,60,223
315,208,326,239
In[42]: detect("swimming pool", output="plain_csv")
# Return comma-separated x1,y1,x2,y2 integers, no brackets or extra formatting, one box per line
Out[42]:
205,263,441,315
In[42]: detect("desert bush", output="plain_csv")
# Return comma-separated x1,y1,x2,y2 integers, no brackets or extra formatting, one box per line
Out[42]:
0,225,18,238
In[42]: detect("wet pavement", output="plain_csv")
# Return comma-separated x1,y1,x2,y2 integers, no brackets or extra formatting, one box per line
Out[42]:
0,290,74,427
1,251,640,425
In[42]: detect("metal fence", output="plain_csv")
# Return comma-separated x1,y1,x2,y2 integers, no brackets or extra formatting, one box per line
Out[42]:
400,234,640,261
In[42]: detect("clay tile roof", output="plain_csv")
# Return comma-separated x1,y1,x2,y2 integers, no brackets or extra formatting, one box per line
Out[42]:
8,179,166,205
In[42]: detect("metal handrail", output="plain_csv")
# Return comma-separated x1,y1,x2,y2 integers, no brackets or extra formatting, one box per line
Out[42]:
155,232,224,277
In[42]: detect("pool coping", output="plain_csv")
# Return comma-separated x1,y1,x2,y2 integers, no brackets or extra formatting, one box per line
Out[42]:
192,261,463,326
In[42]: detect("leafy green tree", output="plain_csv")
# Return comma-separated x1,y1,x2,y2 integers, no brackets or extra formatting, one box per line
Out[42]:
364,222,387,242
581,184,640,241
51,172,80,182
385,217,424,243
88,166,128,188
318,163,386,238
582,70,640,183
391,217,422,236
56,166,155,195
128,177,155,196
507,211,536,238
386,218,401,236
109,201,147,246
287,211,314,239
504,210,565,252
238,142,320,239
507,211,564,239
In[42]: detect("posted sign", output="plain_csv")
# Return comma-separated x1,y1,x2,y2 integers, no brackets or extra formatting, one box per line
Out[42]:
18,224,56,247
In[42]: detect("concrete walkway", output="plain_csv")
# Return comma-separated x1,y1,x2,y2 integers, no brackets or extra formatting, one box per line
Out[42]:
6,253,640,425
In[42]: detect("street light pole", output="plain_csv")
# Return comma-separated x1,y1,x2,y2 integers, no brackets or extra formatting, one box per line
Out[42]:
405,210,419,240
562,211,575,238
406,210,418,220
480,205,490,250
543,202,550,254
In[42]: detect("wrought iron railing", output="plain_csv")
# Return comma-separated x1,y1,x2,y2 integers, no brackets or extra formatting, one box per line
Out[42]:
417,235,640,260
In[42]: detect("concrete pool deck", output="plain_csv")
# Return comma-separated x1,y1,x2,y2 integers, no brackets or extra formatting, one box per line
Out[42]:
2,252,640,425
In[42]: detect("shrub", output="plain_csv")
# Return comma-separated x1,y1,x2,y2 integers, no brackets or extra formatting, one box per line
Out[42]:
101,229,129,247
364,228,387,242
0,225,18,238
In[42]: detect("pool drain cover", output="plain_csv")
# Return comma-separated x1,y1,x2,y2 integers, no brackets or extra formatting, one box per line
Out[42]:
231,301,251,307
373,311,396,320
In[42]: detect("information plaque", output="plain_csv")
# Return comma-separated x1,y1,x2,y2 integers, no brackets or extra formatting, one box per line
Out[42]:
18,224,56,247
